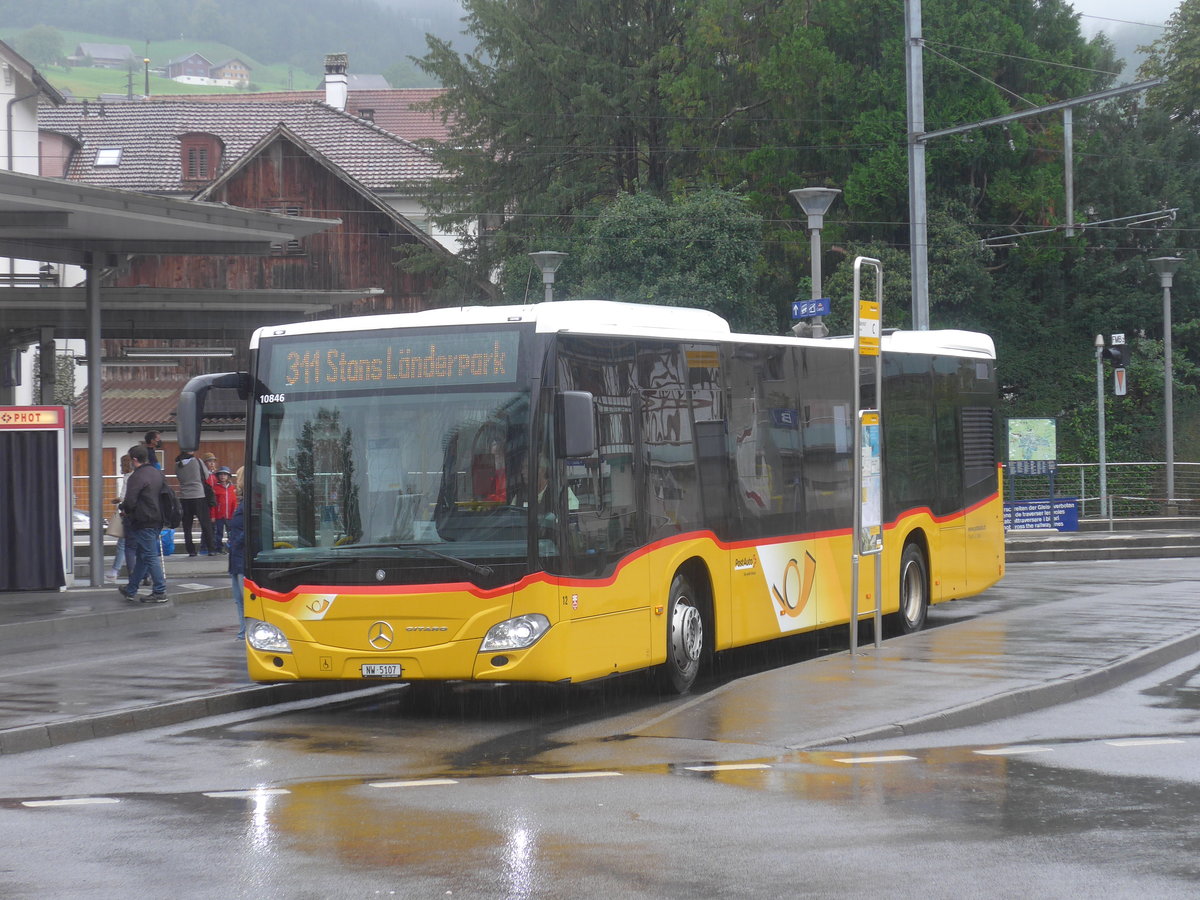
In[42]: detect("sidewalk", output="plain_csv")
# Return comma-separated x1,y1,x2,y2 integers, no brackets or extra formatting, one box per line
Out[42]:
0,553,365,754
2,535,1199,756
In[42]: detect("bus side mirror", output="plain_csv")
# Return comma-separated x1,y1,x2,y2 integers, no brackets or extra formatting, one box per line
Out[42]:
178,372,249,452
556,391,595,458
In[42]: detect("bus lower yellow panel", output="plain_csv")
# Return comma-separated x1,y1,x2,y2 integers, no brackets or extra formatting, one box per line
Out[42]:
242,498,1004,686
965,493,1006,592
727,531,859,648
565,608,653,682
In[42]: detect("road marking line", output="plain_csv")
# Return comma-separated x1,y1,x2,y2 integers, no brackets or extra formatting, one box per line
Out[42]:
529,771,622,780
684,764,772,772
974,746,1054,756
833,755,918,765
202,788,292,798
368,778,459,788
1104,738,1186,747
21,797,119,808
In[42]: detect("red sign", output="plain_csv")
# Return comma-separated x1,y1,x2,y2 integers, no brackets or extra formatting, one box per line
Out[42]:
0,407,65,429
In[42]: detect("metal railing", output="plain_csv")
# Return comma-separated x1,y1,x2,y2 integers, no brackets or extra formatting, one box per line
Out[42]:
1003,462,1200,518
76,463,1200,530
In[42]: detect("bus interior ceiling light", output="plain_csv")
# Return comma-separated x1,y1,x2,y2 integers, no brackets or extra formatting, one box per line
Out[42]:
76,357,181,367
124,347,235,358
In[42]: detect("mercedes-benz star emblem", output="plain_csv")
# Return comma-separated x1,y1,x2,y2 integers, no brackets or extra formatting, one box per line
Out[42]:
367,621,394,650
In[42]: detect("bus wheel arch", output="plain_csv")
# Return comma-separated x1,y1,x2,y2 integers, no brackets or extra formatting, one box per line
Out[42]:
659,559,712,694
889,539,929,636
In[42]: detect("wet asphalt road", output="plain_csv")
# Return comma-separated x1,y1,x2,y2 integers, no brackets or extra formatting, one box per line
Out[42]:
1,559,1198,897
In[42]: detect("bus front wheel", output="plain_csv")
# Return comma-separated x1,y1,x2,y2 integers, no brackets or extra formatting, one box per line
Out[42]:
891,543,929,635
660,572,704,694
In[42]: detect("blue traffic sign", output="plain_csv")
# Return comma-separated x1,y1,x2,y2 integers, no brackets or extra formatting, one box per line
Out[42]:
791,298,831,319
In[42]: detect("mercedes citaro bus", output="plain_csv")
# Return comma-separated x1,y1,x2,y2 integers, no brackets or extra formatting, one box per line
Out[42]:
178,299,1003,693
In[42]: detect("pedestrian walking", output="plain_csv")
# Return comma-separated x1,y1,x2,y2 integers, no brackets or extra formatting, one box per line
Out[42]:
228,466,246,640
175,450,216,556
106,448,140,582
210,466,237,553
117,445,169,603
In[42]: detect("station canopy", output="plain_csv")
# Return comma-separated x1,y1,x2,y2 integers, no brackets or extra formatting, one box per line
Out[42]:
0,167,350,350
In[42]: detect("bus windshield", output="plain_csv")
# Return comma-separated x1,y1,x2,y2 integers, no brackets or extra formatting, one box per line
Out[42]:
249,326,540,573
253,388,534,563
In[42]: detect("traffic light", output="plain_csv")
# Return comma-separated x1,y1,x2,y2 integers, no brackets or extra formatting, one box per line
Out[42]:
1100,338,1129,367
1100,345,1125,365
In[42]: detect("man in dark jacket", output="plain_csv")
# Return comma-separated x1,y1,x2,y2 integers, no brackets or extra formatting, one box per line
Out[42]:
118,445,169,603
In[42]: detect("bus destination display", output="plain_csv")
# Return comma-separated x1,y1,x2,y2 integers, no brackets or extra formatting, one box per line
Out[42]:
266,330,521,394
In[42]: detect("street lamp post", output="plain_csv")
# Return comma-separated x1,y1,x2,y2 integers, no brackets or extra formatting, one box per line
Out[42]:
1095,334,1108,519
1152,256,1180,518
1150,256,1183,514
529,251,567,303
789,187,841,338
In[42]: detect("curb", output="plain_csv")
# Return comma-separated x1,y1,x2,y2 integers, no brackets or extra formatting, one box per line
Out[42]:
0,587,229,644
792,627,1200,749
0,681,390,755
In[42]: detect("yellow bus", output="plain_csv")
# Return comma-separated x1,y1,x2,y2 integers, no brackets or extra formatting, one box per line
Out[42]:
179,300,1004,693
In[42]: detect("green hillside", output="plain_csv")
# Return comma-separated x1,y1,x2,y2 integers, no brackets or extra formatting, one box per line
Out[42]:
2,28,317,98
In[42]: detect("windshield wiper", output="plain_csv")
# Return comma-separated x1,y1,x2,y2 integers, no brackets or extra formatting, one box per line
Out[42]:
261,557,341,583
260,542,494,583
350,542,495,578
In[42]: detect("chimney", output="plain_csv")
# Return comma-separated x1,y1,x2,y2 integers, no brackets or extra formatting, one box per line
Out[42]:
324,53,349,111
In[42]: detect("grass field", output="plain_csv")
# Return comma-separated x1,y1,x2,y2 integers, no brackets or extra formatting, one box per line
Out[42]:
2,28,316,99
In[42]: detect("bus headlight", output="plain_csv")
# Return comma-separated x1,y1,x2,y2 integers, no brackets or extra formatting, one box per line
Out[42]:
246,620,293,653
480,614,550,651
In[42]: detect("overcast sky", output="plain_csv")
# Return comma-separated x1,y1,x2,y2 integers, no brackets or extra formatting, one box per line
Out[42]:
1071,0,1177,36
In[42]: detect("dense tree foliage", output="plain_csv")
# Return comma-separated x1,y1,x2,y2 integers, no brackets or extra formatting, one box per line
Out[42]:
10,25,66,67
414,0,1199,467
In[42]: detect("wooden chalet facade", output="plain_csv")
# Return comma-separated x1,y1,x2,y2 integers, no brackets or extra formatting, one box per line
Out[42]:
38,100,460,321
166,53,214,79
110,128,437,315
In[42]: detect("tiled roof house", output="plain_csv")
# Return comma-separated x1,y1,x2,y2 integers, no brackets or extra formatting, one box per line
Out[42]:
39,96,455,252
160,86,453,144
39,95,466,448
74,43,136,69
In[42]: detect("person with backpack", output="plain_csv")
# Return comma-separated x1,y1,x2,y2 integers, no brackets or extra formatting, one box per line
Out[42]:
117,444,170,603
175,450,216,557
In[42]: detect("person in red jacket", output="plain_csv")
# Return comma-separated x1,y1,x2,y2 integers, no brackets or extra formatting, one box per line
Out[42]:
210,466,238,554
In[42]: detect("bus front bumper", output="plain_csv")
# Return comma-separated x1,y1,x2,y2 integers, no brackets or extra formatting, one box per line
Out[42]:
244,620,573,684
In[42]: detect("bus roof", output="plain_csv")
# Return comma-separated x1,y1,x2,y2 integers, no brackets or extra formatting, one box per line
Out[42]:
250,300,730,347
250,300,993,358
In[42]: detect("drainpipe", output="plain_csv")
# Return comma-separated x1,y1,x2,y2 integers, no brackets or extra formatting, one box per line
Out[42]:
7,86,40,282
7,87,39,169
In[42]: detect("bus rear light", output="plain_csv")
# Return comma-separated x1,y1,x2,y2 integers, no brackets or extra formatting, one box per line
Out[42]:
247,620,293,653
480,614,550,652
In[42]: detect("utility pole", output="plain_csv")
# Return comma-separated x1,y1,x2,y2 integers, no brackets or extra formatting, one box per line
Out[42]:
904,0,928,330
903,1,1163,331
1095,335,1108,520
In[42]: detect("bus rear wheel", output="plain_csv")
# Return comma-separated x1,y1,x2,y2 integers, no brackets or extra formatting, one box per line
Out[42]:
891,543,929,635
660,572,704,694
